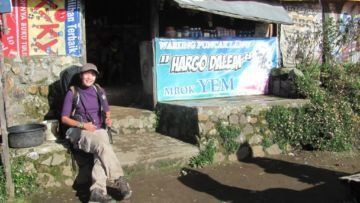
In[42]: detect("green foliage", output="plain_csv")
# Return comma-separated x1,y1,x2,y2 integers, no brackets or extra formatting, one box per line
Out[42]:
266,63,359,152
217,124,241,155
0,166,6,202
12,158,38,198
189,139,216,168
0,157,39,201
262,136,273,149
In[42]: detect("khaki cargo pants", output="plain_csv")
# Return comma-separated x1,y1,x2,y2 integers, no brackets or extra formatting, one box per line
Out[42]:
66,128,124,194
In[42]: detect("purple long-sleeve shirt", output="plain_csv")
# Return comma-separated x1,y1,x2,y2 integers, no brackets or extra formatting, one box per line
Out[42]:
61,85,109,129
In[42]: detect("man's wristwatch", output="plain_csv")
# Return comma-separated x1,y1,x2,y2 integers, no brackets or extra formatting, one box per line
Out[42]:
76,122,84,129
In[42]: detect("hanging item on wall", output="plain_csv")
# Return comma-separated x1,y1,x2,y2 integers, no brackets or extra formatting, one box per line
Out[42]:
0,0,81,57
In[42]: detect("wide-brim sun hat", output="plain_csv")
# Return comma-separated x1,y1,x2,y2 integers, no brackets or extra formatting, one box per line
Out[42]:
81,63,99,74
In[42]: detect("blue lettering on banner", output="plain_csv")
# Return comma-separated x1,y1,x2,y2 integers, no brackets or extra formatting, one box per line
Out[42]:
154,38,279,102
65,0,81,56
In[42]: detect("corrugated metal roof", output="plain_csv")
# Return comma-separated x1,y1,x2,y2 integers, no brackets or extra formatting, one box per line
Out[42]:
173,0,293,25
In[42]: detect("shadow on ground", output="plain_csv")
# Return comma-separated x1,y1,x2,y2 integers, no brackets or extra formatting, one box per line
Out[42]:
178,156,353,203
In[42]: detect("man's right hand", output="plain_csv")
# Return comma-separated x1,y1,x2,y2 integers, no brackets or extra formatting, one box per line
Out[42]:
83,122,97,132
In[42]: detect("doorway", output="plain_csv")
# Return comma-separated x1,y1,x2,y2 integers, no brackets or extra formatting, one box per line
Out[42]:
85,1,151,106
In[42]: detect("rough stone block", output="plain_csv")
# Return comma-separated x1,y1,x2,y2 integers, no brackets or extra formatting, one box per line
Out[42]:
214,152,226,163
39,86,49,97
242,125,254,136
28,85,39,95
236,133,246,144
229,114,239,124
265,144,282,155
228,154,238,162
11,65,21,75
251,145,265,157
198,113,209,121
249,135,263,145
41,157,52,166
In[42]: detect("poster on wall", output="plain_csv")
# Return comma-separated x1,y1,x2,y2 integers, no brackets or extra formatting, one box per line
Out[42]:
0,0,81,57
154,38,279,102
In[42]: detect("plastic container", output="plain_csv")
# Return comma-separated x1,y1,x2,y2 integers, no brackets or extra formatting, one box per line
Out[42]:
8,124,45,148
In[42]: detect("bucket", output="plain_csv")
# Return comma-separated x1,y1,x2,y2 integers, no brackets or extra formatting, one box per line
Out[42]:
8,124,45,148
41,120,59,141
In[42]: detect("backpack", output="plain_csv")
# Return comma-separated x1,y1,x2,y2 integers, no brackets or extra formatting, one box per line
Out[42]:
58,65,82,138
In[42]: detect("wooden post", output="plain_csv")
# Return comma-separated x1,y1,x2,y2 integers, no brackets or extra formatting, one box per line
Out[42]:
0,16,15,198
150,0,159,39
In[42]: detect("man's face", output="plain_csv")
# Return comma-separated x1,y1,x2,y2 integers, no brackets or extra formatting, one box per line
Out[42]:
80,70,97,87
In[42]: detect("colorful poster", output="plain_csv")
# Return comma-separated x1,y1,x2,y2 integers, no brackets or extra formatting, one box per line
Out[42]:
154,38,279,102
0,0,81,57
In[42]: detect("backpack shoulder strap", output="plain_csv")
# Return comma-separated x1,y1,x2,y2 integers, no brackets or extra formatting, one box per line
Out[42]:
70,86,80,117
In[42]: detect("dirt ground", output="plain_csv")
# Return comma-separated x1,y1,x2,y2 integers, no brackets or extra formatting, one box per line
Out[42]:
31,150,360,203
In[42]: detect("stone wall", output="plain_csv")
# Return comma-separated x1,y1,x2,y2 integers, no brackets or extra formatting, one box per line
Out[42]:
157,97,309,158
3,56,83,127
10,141,76,188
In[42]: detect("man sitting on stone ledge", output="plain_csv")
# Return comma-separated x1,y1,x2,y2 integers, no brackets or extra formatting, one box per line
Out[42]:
61,63,132,202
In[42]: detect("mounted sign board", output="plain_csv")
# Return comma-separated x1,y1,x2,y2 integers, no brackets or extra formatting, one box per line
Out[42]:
154,37,279,102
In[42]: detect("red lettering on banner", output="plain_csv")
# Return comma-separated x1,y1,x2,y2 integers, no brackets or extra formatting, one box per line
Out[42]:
18,0,28,56
36,24,59,39
1,12,18,57
34,0,58,10
35,39,57,53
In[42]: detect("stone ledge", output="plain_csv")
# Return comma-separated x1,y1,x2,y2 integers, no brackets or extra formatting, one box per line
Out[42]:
10,140,69,158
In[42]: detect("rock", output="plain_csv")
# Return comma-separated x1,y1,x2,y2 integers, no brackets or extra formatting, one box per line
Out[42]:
37,173,57,188
51,65,63,77
214,152,225,163
64,179,73,186
39,86,49,97
248,117,258,124
24,162,36,173
239,115,247,125
27,152,39,160
62,166,73,177
228,114,239,124
208,129,217,136
210,115,219,122
28,85,39,95
11,65,21,75
289,68,304,79
237,145,251,160
41,157,52,166
228,154,238,162
51,154,66,166
251,145,265,157
198,114,209,121
265,144,282,155
236,133,246,144
242,125,254,135
249,135,263,145
5,76,14,92
31,70,49,83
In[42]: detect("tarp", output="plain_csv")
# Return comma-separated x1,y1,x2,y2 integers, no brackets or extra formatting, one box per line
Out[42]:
173,0,293,25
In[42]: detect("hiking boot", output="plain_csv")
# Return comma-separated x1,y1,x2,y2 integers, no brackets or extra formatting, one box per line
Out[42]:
114,176,132,200
89,188,113,203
